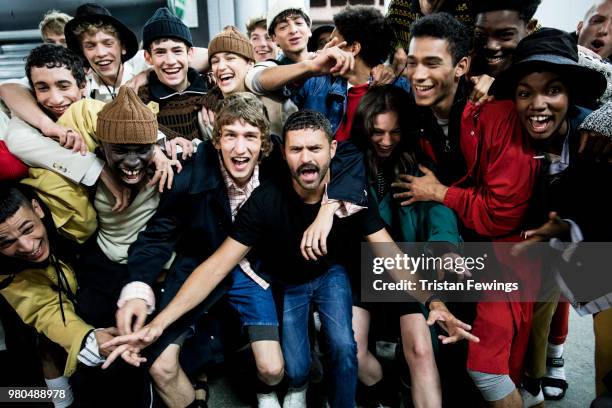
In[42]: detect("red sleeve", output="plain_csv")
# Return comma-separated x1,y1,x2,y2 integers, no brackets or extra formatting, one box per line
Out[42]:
0,141,28,181
443,102,539,238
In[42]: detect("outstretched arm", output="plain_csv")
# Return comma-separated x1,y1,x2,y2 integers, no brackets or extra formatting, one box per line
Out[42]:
251,44,355,92
365,228,479,344
101,237,250,365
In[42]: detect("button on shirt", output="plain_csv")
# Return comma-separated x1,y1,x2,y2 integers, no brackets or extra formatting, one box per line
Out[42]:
218,156,270,289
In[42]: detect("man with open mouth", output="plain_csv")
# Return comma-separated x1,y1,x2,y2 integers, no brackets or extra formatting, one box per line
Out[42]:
576,0,612,61
138,7,211,149
395,13,541,407
490,27,609,407
246,16,278,63
102,109,478,408
0,183,148,408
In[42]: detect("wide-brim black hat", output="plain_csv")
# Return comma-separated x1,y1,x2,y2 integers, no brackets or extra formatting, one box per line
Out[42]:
64,3,138,67
491,28,607,106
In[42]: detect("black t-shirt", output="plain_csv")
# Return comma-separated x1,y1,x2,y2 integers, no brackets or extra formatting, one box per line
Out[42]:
230,177,384,284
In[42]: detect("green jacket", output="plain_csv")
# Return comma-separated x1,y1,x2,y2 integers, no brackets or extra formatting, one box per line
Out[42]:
373,188,460,245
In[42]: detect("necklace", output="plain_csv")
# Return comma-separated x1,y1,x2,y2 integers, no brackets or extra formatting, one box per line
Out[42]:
93,61,123,100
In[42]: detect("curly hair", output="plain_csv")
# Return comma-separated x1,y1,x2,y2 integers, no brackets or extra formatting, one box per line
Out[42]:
472,0,542,22
333,6,393,68
410,12,470,65
212,93,272,160
282,110,333,144
25,44,86,90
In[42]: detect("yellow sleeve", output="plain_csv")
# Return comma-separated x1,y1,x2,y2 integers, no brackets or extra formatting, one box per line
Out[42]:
0,268,93,377
57,99,107,152
21,169,97,244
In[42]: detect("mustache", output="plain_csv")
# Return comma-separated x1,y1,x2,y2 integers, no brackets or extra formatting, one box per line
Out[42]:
296,163,319,173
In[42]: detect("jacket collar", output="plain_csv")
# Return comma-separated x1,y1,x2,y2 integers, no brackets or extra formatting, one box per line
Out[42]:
148,68,207,101
189,141,224,194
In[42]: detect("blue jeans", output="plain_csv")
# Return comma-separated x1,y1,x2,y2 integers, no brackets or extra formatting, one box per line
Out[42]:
281,264,357,408
226,265,279,342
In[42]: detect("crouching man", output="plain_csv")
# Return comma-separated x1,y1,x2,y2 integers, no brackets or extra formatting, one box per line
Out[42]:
0,184,142,406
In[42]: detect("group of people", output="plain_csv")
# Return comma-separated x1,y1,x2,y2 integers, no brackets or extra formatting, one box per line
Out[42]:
0,0,611,407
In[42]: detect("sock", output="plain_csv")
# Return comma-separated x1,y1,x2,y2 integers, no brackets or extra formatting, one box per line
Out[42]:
44,376,74,408
547,342,564,359
544,342,566,398
523,376,541,397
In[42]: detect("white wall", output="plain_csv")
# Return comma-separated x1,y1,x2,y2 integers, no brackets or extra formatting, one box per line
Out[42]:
534,0,595,32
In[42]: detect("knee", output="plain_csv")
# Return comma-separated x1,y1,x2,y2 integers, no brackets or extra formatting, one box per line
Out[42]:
355,337,369,361
403,339,434,368
149,355,180,388
256,356,284,385
468,370,516,402
285,360,309,388
328,337,357,366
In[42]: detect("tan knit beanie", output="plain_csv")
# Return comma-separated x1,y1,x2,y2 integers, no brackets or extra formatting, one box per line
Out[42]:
97,86,158,144
208,25,255,63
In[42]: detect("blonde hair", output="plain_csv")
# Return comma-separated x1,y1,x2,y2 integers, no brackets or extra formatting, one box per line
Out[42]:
72,21,120,43
39,10,72,38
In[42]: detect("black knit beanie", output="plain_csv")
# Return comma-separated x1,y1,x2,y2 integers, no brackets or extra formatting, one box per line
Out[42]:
142,7,193,50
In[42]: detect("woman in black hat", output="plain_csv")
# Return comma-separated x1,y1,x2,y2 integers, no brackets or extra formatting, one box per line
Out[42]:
492,27,610,406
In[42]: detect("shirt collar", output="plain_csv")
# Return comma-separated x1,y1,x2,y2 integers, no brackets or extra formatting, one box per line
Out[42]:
148,68,207,100
218,153,260,192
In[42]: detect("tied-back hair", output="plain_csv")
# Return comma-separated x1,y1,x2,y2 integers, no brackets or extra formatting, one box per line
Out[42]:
350,85,420,186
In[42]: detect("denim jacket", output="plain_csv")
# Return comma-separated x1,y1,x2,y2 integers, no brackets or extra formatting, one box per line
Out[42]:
291,74,411,135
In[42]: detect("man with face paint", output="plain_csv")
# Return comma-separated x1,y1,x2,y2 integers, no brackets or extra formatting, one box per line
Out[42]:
104,109,478,408
0,4,207,163
65,87,166,328
2,44,140,243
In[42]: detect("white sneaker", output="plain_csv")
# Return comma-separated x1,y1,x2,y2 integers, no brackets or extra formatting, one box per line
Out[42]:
282,386,308,408
257,392,281,408
520,387,544,407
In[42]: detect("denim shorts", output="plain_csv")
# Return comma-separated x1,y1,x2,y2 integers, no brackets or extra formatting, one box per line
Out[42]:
226,264,279,342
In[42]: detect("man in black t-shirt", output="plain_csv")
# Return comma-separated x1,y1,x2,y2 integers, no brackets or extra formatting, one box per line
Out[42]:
102,110,478,408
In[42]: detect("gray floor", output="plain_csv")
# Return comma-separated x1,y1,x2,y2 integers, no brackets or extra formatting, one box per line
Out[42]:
548,309,595,408
207,309,597,407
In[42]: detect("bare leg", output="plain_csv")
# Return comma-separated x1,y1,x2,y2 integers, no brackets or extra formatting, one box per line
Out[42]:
149,344,195,408
352,306,383,386
400,313,441,408
489,389,522,408
252,340,285,385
